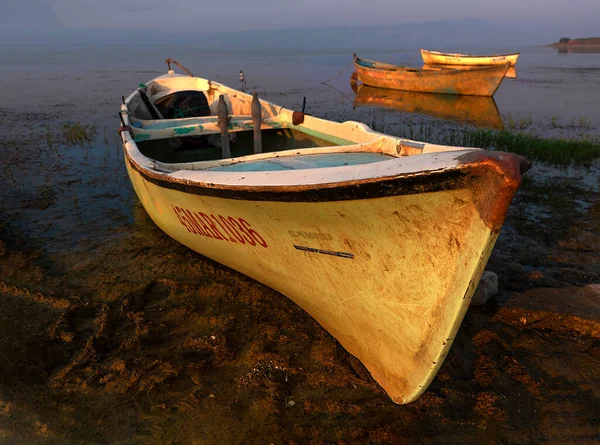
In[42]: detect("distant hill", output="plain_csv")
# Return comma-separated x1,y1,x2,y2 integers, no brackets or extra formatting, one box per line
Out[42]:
549,37,600,47
188,19,553,52
0,16,560,49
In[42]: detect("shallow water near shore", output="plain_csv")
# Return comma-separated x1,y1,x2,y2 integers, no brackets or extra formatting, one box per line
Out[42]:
0,45,599,444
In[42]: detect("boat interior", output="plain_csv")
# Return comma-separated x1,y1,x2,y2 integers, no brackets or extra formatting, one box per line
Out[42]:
124,75,376,168
122,71,468,173
354,56,420,72
137,128,355,165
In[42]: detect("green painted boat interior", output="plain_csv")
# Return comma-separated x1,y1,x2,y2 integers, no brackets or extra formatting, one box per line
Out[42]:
137,128,355,164
137,118,208,130
206,152,396,172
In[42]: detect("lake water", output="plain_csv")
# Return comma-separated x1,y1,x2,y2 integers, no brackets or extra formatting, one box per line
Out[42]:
1,44,599,252
1,45,599,132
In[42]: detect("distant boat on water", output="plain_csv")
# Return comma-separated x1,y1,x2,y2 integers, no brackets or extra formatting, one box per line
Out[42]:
421,49,520,67
353,54,510,96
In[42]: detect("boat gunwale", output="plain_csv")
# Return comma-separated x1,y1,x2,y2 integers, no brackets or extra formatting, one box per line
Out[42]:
125,144,529,233
420,48,521,59
125,148,470,202
122,113,480,196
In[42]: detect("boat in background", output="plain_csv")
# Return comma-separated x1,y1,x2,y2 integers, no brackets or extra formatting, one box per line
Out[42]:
353,54,510,96
119,59,529,404
423,63,517,79
421,49,520,66
350,76,503,130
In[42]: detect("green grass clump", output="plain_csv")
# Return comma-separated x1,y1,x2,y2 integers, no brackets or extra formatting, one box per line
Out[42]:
388,121,600,167
458,129,600,167
61,123,97,146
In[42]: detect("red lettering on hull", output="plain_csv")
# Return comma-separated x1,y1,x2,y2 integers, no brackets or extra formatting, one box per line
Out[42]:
171,205,268,248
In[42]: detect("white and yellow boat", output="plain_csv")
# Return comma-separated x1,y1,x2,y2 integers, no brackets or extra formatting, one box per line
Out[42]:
118,60,529,404
421,49,520,67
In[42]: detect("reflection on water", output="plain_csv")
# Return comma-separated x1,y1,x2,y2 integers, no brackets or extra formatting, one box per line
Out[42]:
422,64,517,79
556,46,600,54
351,76,503,130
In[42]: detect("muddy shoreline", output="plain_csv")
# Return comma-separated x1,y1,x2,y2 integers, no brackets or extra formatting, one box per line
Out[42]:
1,94,600,444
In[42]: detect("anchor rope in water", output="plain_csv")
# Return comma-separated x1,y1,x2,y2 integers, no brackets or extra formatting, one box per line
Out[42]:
321,82,355,107
320,62,353,85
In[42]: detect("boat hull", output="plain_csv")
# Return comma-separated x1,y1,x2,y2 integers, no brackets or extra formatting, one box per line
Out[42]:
353,57,509,96
421,49,520,66
124,149,526,403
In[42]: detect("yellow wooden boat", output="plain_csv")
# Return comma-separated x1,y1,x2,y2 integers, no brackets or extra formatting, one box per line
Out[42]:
118,60,529,404
423,63,517,79
353,55,510,96
421,49,520,66
350,75,503,130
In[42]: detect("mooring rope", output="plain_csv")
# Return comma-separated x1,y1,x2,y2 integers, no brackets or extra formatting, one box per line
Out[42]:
321,82,355,107
320,62,353,85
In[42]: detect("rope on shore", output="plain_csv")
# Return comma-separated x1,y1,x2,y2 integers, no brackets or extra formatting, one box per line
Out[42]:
321,62,353,85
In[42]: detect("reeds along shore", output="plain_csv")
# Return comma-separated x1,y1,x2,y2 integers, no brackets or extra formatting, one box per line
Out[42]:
368,121,600,167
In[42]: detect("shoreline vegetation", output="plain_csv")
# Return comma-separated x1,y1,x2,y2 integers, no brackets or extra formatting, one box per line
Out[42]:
547,37,600,48
369,121,600,167
450,129,600,167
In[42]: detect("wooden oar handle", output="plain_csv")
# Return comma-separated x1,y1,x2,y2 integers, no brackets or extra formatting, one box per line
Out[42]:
165,59,194,77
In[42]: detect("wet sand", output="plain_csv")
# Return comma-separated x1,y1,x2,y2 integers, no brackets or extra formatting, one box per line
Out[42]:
1,48,600,444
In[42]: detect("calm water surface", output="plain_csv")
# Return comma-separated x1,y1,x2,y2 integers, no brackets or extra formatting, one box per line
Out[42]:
1,45,599,130
0,45,598,251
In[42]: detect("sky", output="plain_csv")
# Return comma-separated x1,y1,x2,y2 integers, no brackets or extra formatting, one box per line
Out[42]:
2,0,598,48
14,0,600,33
